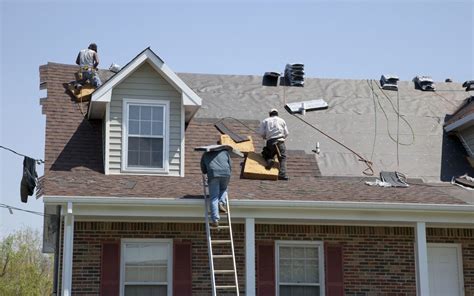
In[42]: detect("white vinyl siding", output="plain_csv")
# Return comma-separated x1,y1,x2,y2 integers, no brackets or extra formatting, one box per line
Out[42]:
108,62,182,176
276,241,325,296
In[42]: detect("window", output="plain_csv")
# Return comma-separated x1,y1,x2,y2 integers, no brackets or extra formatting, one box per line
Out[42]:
121,240,172,296
276,241,324,296
123,100,169,172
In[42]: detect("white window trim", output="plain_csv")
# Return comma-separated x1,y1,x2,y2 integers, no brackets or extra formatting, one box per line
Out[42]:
122,98,170,173
275,240,325,296
120,238,173,296
426,243,465,296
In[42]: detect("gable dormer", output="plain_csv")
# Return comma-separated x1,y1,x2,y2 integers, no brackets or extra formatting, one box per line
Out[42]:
88,48,202,176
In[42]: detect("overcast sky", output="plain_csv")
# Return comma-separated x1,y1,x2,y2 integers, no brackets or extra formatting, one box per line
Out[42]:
0,0,473,237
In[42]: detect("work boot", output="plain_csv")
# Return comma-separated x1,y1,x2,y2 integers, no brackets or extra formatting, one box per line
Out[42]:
219,203,227,213
210,221,219,228
278,175,289,181
265,160,275,170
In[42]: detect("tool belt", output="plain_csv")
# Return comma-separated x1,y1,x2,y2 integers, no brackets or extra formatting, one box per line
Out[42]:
76,66,96,80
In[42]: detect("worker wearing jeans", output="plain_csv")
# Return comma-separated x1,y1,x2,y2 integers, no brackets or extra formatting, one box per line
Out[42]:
200,149,232,227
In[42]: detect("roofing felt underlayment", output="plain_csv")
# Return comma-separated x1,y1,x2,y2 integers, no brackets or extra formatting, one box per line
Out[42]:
38,63,473,204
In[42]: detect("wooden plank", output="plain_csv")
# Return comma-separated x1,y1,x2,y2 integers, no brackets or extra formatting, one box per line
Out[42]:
242,152,278,181
69,85,95,102
220,135,255,153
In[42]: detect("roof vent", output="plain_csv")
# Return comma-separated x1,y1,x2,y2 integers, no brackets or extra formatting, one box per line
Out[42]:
262,72,280,86
413,76,436,91
462,80,474,92
284,63,304,87
380,74,399,91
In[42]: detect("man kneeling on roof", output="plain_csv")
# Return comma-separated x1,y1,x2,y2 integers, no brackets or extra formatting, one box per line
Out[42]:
75,43,102,89
259,108,289,180
200,149,231,227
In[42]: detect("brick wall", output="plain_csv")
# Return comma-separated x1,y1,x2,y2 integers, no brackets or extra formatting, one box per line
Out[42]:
256,225,416,296
70,222,245,296
65,222,474,296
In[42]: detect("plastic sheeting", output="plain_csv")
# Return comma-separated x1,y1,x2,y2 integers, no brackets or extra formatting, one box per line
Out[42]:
179,73,474,182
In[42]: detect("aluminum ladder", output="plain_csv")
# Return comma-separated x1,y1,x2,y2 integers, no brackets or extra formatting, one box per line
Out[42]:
202,174,240,296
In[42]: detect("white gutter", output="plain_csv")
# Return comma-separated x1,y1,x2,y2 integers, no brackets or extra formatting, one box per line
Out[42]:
43,195,474,213
444,113,474,132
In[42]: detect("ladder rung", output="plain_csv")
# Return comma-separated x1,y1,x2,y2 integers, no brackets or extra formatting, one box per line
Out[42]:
214,270,235,274
211,225,229,230
213,254,233,259
216,285,237,289
211,240,231,244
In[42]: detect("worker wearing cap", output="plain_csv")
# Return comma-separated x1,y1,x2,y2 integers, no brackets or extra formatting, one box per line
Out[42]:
259,108,289,180
75,43,102,88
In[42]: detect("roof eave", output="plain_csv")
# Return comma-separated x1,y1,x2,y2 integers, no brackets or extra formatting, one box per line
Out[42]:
444,113,474,132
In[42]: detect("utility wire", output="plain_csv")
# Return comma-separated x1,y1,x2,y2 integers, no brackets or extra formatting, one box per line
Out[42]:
0,145,44,164
0,203,55,217
369,80,415,146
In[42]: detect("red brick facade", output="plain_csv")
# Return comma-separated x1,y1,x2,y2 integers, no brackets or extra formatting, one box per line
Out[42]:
65,222,474,295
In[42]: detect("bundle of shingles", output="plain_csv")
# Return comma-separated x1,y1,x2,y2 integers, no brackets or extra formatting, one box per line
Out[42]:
451,174,474,190
365,171,409,188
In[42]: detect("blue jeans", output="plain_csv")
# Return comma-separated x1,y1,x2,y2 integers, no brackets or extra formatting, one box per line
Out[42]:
208,176,229,222
79,70,102,87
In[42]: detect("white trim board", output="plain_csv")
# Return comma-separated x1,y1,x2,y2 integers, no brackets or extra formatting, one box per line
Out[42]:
43,196,474,226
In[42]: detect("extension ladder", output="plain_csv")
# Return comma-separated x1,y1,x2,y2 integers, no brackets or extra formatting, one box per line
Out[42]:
202,174,240,296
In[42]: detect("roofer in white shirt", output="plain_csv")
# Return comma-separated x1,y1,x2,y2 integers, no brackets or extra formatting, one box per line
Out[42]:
75,43,102,88
258,108,289,180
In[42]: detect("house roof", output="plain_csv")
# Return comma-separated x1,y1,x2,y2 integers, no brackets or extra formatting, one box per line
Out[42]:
39,62,472,205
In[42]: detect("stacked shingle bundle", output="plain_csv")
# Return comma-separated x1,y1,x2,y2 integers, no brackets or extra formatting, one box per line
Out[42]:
413,76,436,91
462,80,474,92
380,74,399,91
284,63,304,87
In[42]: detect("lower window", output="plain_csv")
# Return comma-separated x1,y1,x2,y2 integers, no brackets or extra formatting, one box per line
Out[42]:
121,239,172,296
277,241,324,296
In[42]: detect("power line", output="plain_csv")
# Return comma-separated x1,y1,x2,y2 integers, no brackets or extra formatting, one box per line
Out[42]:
0,203,55,217
0,145,44,164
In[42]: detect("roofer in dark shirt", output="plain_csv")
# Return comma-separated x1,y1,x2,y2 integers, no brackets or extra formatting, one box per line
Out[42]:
200,149,231,227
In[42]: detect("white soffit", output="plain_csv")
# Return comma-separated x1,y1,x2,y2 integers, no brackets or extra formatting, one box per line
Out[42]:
89,48,202,119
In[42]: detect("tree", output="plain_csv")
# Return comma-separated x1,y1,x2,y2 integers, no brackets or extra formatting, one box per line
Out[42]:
0,228,53,295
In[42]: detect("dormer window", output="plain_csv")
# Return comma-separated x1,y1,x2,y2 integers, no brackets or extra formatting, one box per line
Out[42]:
122,99,169,172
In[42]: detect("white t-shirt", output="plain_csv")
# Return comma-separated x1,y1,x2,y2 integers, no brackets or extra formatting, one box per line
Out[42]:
78,49,96,67
258,116,289,140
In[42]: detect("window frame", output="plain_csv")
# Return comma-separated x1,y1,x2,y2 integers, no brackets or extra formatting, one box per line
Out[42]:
120,238,173,296
275,240,325,296
122,98,170,173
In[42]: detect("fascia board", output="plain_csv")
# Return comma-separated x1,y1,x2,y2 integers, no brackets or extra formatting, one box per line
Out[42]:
146,51,202,107
445,113,474,132
43,196,474,225
43,195,474,213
